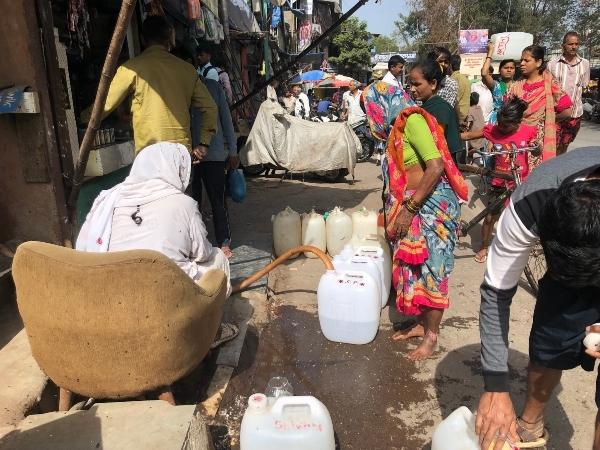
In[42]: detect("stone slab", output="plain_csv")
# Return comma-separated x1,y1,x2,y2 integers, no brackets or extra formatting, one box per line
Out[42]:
0,401,213,450
0,330,46,429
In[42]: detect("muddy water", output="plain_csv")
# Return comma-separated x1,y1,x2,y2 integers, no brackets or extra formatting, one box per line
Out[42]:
212,305,430,450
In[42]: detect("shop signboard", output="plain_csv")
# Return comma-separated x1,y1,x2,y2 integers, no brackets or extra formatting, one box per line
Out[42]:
459,29,488,54
370,52,417,64
0,86,25,114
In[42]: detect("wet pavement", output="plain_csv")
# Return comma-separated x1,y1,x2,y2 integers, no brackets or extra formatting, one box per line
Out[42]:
213,303,428,450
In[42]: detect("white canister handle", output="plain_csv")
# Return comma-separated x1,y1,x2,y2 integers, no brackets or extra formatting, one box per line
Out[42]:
271,396,325,415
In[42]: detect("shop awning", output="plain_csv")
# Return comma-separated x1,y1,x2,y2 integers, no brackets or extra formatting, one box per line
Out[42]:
228,0,261,33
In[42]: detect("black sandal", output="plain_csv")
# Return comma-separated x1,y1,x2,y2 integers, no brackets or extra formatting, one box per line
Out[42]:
210,323,239,349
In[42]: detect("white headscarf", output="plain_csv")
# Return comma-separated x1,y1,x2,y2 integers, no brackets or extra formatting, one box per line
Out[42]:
76,142,191,252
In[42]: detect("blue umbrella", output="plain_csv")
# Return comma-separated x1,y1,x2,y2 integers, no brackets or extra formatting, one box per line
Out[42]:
295,70,327,83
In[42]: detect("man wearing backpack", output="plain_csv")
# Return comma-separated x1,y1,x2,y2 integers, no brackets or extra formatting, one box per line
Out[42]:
196,43,220,82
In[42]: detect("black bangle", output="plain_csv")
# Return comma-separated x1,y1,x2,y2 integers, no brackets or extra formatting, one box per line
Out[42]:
485,56,492,60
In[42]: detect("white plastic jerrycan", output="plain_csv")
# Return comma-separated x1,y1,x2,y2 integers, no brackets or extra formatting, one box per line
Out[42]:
317,269,381,344
272,206,301,258
431,406,513,450
333,250,383,308
325,207,353,256
490,32,533,61
240,393,335,450
302,209,327,258
351,207,378,241
353,245,392,308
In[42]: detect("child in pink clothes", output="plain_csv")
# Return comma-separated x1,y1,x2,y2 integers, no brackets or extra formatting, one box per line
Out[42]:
483,97,538,188
475,96,538,263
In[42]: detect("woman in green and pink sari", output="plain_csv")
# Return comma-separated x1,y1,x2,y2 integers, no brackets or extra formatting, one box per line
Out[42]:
363,81,468,361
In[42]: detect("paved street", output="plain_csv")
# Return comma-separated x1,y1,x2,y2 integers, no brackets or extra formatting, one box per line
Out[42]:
210,124,600,449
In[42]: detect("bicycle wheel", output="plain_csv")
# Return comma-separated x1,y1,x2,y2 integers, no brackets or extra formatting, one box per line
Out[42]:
524,241,546,296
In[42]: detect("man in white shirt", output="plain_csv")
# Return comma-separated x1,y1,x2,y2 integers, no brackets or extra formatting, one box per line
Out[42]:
548,31,590,155
342,80,366,127
196,43,220,82
382,55,405,88
292,84,310,119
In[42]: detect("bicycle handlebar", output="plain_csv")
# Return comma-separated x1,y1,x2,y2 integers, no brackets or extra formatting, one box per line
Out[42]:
475,145,540,157
457,163,514,181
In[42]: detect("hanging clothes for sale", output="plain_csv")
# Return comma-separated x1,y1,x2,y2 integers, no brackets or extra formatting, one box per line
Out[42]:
187,0,202,20
67,0,90,56
271,6,282,29
203,7,224,43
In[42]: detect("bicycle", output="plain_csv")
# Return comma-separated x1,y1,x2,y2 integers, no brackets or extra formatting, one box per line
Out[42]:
457,143,546,295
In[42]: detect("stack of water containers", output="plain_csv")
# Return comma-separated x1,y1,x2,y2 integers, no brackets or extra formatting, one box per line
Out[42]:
318,207,392,345
271,206,392,345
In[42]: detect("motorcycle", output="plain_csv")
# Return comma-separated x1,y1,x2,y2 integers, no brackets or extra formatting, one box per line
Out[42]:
351,120,375,163
583,97,600,123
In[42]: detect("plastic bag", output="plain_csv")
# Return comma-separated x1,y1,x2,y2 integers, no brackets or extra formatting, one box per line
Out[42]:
228,169,246,203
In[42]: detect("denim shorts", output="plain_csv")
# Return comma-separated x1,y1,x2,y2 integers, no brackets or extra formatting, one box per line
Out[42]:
529,274,600,406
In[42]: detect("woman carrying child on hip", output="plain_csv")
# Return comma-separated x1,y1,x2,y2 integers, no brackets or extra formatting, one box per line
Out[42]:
461,96,538,263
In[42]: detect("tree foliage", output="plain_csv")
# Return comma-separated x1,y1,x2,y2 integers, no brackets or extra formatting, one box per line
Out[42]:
394,0,587,53
329,17,372,77
372,35,399,54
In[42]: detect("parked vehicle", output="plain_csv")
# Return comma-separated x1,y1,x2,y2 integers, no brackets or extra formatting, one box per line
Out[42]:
583,97,600,123
351,120,375,163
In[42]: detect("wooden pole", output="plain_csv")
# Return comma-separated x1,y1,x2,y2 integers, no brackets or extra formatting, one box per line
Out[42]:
67,0,138,211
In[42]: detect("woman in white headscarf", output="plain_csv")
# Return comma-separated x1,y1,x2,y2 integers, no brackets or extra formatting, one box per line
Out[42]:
76,142,231,295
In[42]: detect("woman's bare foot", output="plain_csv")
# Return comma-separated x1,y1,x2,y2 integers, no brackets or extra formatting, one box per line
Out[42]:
408,330,438,361
392,323,425,341
221,245,233,259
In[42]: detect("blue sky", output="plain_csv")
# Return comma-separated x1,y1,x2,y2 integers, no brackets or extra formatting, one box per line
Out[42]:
343,0,410,36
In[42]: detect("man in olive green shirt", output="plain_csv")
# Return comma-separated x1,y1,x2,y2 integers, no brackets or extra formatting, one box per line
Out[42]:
450,55,471,126
100,16,217,160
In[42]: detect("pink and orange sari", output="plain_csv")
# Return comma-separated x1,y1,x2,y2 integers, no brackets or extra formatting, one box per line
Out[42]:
509,70,572,167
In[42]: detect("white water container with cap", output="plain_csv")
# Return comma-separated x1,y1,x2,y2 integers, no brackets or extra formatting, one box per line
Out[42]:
333,251,383,308
431,406,513,450
490,32,534,61
240,393,335,450
317,269,381,344
272,206,301,258
325,207,353,256
353,245,392,308
351,207,378,241
302,209,326,258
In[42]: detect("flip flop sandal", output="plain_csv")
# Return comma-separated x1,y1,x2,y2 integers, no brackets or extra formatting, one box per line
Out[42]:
210,322,239,349
513,417,549,449
474,251,488,263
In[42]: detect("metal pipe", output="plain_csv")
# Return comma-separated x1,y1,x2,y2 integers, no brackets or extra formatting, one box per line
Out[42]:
231,0,370,110
67,0,138,211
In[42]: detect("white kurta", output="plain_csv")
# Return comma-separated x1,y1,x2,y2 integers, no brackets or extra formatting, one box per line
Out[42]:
109,195,231,293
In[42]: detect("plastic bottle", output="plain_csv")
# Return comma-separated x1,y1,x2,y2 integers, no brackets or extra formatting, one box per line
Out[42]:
302,209,326,258
351,207,378,241
272,207,302,258
325,207,353,256
431,407,512,450
240,393,335,450
317,269,381,344
490,32,534,61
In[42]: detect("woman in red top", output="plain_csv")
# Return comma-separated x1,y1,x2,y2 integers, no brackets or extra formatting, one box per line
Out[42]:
463,97,538,263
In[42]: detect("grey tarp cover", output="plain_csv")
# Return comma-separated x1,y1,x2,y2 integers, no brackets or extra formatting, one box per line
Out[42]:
241,87,360,176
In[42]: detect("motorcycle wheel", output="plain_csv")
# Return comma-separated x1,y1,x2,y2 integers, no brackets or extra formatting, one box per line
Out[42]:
357,139,374,163
583,111,591,121
242,164,266,176
316,169,348,183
